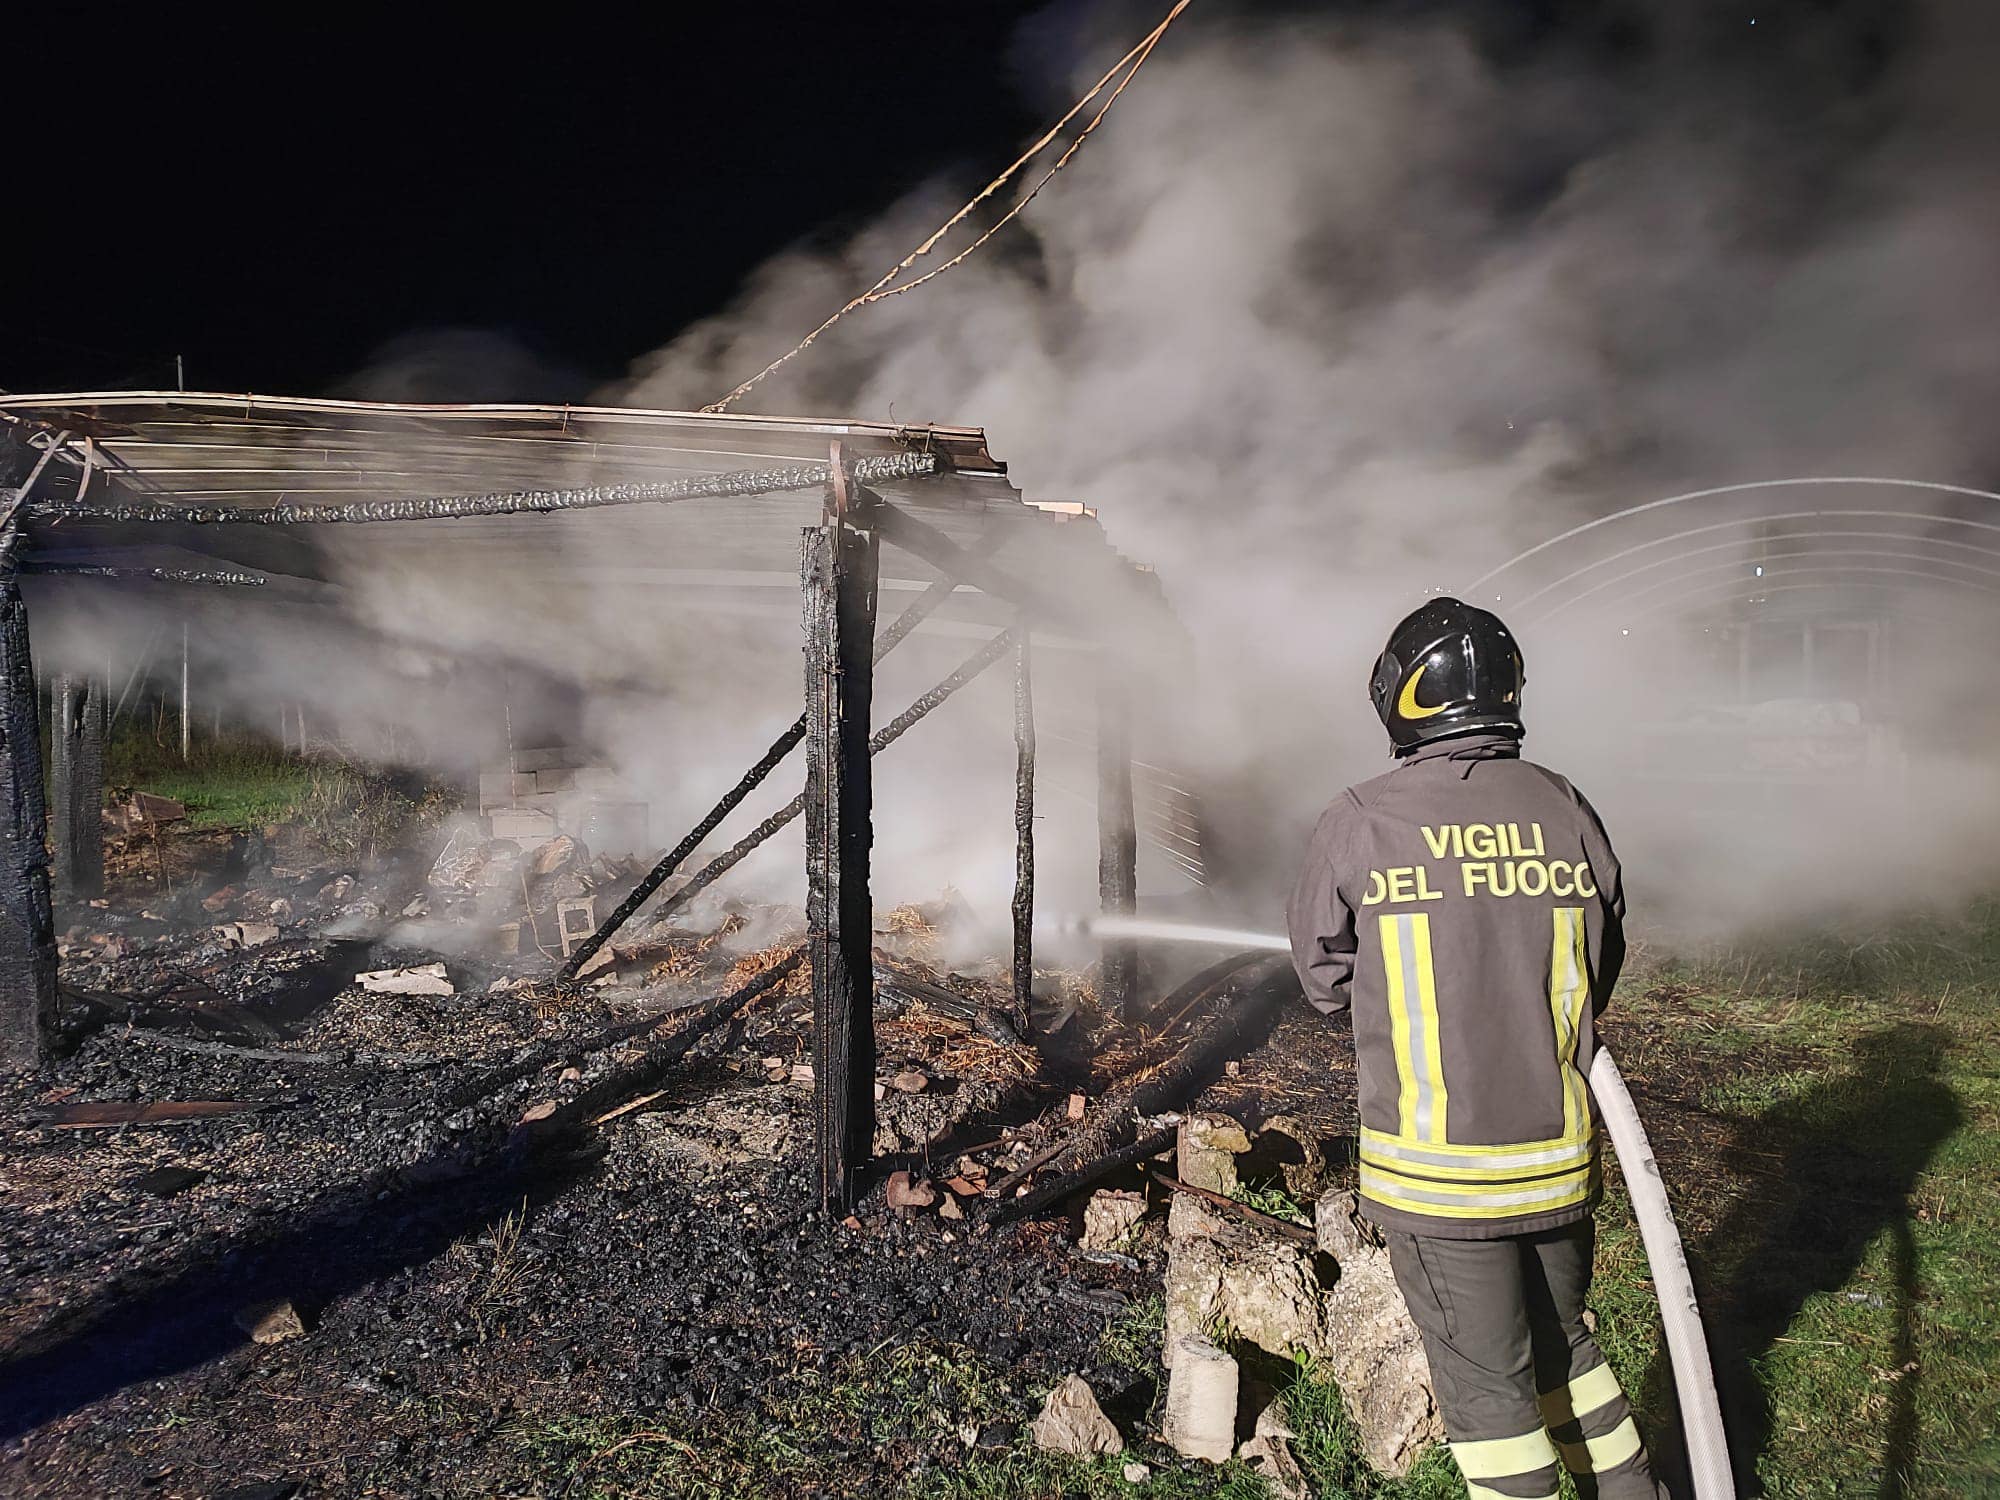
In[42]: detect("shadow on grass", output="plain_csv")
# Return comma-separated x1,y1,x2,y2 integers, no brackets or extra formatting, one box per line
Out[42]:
1650,1023,1961,1499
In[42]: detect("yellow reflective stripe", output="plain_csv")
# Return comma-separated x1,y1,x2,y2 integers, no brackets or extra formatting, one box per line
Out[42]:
1363,1158,1592,1197
1539,1361,1624,1428
1380,914,1419,1138
1410,913,1448,1143
1361,1124,1592,1162
1549,907,1588,1137
1361,1166,1595,1219
1360,1135,1592,1183
1557,1416,1644,1474
1451,1427,1559,1481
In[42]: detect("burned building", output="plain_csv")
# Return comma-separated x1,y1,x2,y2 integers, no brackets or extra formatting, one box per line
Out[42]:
0,391,1215,1205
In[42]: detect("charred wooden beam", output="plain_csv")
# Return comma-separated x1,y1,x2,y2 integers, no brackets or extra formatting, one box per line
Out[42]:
27,451,940,526
983,953,1294,1220
804,519,880,1215
1011,624,1036,1027
0,556,56,1071
23,564,267,586
1097,657,1141,1020
50,673,105,902
556,573,960,981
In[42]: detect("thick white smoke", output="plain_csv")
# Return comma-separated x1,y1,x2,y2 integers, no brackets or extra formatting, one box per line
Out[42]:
592,0,2000,934
45,1,2000,942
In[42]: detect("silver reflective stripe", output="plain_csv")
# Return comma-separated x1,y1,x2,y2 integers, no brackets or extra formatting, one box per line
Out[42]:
1361,1167,1587,1209
1362,1135,1588,1173
1392,913,1438,1141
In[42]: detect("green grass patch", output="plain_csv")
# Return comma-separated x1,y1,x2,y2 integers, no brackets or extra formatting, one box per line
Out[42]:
1620,902,2000,1496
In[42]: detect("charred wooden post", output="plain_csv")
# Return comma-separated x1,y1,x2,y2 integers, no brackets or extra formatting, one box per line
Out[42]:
804,495,880,1214
0,562,57,1070
51,674,106,901
1011,624,1036,1027
1096,655,1140,1019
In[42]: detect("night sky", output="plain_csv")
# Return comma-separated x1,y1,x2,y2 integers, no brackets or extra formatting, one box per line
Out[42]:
9,2,1897,401
8,9,1046,397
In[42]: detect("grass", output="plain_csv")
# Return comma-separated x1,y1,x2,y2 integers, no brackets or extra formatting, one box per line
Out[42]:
98,722,454,849
1621,901,2000,1497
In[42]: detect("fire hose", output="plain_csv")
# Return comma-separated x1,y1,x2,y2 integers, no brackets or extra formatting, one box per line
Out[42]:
1066,915,1735,1499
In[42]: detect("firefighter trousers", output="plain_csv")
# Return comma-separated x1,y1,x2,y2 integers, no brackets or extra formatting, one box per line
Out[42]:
1385,1219,1669,1500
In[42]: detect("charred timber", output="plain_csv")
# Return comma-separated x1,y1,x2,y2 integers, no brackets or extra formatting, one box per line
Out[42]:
1011,625,1036,1026
50,675,105,901
804,521,879,1215
24,565,267,586
26,452,939,525
556,573,960,982
0,555,56,1069
983,953,1294,1221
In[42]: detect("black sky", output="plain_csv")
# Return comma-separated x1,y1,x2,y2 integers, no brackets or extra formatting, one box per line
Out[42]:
9,8,1047,397
9,2,1904,402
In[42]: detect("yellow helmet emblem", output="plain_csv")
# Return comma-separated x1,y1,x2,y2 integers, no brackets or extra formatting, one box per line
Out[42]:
1397,663,1450,720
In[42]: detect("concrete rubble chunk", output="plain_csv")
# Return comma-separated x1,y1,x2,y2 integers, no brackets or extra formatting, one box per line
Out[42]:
1178,1111,1249,1193
356,962,454,997
1123,1461,1151,1483
235,1299,306,1344
1240,1401,1313,1500
885,1171,936,1210
1080,1189,1148,1251
1315,1189,1443,1475
1029,1373,1123,1457
1163,1333,1237,1463
1158,1138,1438,1478
213,922,279,949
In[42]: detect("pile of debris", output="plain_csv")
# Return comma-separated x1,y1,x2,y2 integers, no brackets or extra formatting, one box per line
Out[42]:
1021,1109,1441,1496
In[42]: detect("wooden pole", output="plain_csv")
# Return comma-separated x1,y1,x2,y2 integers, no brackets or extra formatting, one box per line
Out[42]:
0,565,57,1070
1011,624,1036,1028
1096,653,1140,1020
804,507,879,1215
50,674,105,902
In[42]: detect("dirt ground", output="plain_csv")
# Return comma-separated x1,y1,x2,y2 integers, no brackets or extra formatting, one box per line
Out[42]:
0,820,1749,1499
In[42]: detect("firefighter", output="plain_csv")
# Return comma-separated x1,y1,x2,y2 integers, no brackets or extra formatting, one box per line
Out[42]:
1287,596,1669,1500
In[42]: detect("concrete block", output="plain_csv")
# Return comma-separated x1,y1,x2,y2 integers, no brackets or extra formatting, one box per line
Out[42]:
557,895,598,957
478,771,536,805
571,766,627,793
535,768,577,793
1164,1334,1238,1463
490,808,559,843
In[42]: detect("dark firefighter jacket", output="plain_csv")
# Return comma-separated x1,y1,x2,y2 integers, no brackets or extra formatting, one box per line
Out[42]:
1286,732,1625,1239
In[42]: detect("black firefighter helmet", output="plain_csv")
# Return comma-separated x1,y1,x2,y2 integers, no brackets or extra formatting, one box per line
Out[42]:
1369,596,1526,754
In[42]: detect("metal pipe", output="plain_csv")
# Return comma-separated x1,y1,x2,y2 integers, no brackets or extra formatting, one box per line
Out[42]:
1467,476,2000,596
25,451,938,525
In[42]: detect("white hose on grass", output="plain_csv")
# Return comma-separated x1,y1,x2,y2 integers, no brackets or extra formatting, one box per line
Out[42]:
1588,1046,1736,1500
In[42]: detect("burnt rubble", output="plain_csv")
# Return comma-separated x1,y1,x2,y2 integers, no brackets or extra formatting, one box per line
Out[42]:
0,803,1386,1496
